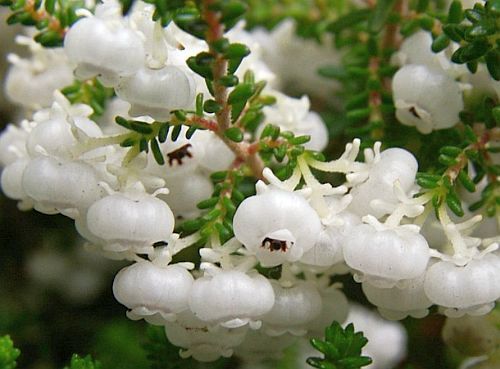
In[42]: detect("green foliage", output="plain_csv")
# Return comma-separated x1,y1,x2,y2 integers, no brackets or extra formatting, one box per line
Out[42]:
63,354,102,369
307,322,372,369
0,335,20,369
181,168,244,243
1,0,88,47
431,0,500,80
61,79,114,118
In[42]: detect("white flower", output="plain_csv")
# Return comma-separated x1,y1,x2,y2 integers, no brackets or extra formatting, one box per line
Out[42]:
362,272,433,320
301,211,360,267
5,41,73,109
113,261,194,324
115,65,196,120
393,64,464,134
348,148,418,218
22,156,104,217
260,92,328,151
424,253,500,317
307,288,349,337
64,3,145,87
343,223,430,287
1,158,31,207
164,311,248,362
392,31,465,77
160,170,213,219
233,187,322,267
345,305,407,369
261,280,322,336
189,269,275,329
0,124,29,166
86,186,175,254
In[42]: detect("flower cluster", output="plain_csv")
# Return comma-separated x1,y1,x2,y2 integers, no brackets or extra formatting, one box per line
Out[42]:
0,0,499,367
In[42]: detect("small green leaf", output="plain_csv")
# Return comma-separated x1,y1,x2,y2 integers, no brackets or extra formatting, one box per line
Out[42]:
223,43,251,59
150,138,165,165
431,34,450,53
451,40,491,63
368,0,396,33
195,93,204,116
44,0,55,13
158,123,170,143
224,127,244,142
203,99,222,113
120,137,136,147
439,146,462,157
197,197,219,209
115,116,132,129
171,125,182,141
458,170,476,192
228,83,255,105
416,0,429,12
485,49,500,80
219,74,239,87
448,1,463,23
34,29,63,47
130,120,153,134
173,110,187,122
220,1,247,23
185,126,197,139
210,171,228,182
327,9,371,33
317,65,348,80
347,108,371,121
446,189,464,217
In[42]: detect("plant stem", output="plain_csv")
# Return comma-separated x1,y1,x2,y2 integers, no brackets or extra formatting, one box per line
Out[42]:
202,0,265,181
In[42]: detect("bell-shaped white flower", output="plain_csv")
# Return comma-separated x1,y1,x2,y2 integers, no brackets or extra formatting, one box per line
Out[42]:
260,93,328,151
113,261,194,324
307,288,349,337
197,131,235,172
27,115,102,159
64,3,145,87
343,223,430,288
233,188,322,267
362,272,433,320
115,65,196,120
5,41,73,109
86,185,175,254
160,170,213,219
0,124,29,167
348,148,418,218
22,156,104,217
189,269,275,329
164,311,248,362
1,158,31,209
392,31,465,77
424,253,500,317
261,280,322,336
301,212,360,267
345,305,407,369
393,64,463,134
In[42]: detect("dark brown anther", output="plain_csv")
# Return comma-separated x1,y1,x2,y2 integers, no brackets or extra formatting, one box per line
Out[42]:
167,144,193,166
261,237,288,252
409,106,420,118
152,241,168,247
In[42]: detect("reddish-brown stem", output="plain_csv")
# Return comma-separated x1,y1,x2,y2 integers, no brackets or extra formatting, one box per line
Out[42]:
202,0,265,181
